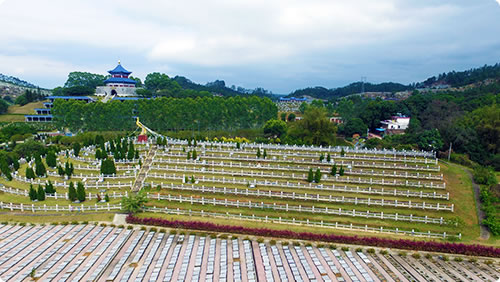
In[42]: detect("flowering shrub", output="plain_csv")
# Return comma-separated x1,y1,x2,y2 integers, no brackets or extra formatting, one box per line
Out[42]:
127,215,500,257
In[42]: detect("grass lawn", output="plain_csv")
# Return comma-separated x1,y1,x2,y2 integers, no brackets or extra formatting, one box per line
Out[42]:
7,101,45,114
0,212,115,224
0,114,26,122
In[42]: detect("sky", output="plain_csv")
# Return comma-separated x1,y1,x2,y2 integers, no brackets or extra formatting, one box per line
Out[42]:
0,0,499,94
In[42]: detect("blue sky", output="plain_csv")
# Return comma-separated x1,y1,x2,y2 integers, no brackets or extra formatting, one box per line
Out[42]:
0,0,499,93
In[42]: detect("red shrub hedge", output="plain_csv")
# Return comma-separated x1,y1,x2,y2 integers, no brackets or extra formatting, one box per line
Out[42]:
126,215,500,257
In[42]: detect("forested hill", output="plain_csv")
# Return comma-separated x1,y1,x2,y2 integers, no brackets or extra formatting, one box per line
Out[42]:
418,63,500,88
0,73,38,88
288,82,411,100
172,76,276,99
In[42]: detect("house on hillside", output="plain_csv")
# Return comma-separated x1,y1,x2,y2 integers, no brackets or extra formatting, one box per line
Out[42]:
377,114,410,135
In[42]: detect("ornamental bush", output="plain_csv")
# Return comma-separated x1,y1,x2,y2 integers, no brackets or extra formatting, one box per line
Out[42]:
126,215,500,258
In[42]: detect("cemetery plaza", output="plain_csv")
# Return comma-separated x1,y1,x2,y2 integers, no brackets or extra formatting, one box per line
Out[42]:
0,137,498,280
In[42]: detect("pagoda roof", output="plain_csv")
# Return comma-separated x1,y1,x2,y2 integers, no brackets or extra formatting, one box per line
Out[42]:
104,77,137,85
108,63,132,75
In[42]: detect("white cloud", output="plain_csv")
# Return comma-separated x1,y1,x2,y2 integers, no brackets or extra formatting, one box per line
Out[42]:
0,0,498,91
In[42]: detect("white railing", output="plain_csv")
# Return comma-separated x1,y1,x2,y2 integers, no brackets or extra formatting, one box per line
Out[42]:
147,193,447,224
150,162,443,181
147,182,452,211
143,206,459,239
0,202,122,212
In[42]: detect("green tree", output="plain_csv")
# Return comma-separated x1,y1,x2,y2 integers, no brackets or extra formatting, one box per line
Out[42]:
72,143,81,157
64,71,106,88
192,149,197,160
327,153,331,162
331,164,337,176
104,194,110,202
45,180,56,194
280,112,287,121
263,119,287,138
0,159,12,181
340,118,367,137
76,182,86,202
121,191,149,213
307,168,314,182
26,166,36,179
100,158,116,175
288,107,337,146
37,184,45,201
339,165,345,176
127,142,135,160
34,155,46,177
68,182,77,202
29,184,37,201
190,176,195,183
65,161,72,178
256,148,261,158
340,148,345,157
46,150,57,168
57,165,65,177
263,149,267,159
319,154,324,162
314,168,322,183
187,151,191,160
287,113,296,122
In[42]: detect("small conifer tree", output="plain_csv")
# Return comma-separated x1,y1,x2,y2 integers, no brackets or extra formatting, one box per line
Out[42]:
340,148,345,157
257,148,261,158
319,154,324,162
307,168,314,182
26,166,36,179
314,168,322,183
29,184,37,201
331,164,337,176
37,184,46,201
68,182,77,201
76,182,86,202
327,153,331,162
339,165,345,176
263,149,267,159
192,150,197,160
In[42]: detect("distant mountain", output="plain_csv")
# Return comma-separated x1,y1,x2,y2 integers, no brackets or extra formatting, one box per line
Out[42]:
0,73,38,88
172,76,276,99
288,82,411,100
417,63,500,88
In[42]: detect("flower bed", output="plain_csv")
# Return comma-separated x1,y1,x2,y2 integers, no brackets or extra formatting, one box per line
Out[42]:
126,215,500,258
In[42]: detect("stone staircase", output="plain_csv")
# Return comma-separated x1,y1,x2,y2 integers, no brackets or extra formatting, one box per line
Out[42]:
132,145,157,192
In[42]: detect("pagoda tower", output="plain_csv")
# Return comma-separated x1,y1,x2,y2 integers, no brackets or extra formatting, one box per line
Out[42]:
96,61,138,97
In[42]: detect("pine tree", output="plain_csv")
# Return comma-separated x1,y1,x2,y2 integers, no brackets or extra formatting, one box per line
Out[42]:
12,158,19,171
68,182,77,201
134,150,139,159
314,168,322,183
73,142,81,157
46,150,57,168
331,164,337,176
127,142,135,160
104,194,110,202
57,165,65,177
319,154,324,162
95,148,103,160
70,163,74,175
193,139,197,146
236,142,240,149
327,153,331,163
339,165,344,176
263,149,267,159
29,184,37,201
76,182,86,202
307,168,314,182
35,156,46,177
65,161,71,178
187,139,192,147
340,148,345,157
100,158,116,175
184,175,189,183
187,151,191,160
37,184,45,201
192,150,197,160
0,159,12,181
45,180,56,194
26,167,36,179
191,176,195,183
257,148,261,158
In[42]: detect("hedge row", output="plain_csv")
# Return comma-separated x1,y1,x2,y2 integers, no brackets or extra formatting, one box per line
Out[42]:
126,215,500,258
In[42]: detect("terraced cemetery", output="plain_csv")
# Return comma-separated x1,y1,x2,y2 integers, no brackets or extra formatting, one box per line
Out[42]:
1,223,499,281
0,137,498,280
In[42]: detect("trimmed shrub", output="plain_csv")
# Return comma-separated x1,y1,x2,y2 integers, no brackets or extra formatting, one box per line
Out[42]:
125,215,500,258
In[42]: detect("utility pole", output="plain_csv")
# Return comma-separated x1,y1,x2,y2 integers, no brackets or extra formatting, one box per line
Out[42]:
447,142,452,161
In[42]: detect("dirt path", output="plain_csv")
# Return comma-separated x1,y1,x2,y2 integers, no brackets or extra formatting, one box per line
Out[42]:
463,169,490,240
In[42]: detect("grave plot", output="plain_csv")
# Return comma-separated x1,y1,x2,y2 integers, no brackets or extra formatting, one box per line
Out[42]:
140,140,463,239
1,224,497,281
0,138,477,242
